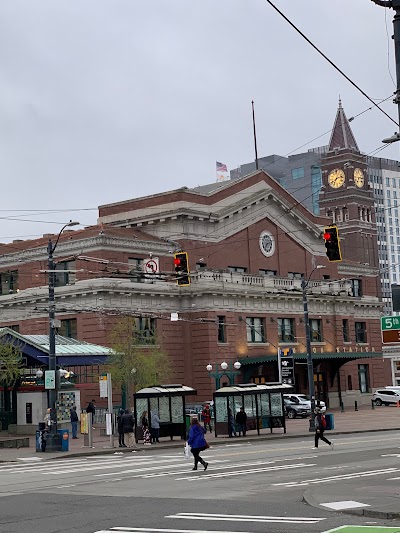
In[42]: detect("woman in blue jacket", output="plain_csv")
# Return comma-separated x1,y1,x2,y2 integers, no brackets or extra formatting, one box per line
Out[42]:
187,417,209,471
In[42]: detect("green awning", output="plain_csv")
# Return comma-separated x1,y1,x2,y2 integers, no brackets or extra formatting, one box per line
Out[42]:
239,351,383,366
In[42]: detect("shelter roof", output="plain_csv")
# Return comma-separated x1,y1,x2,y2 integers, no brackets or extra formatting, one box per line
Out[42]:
135,384,197,397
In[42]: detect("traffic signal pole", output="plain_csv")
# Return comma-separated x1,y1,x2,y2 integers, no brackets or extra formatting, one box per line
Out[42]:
371,1,400,138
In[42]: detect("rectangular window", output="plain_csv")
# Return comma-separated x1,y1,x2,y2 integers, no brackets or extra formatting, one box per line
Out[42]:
228,266,247,273
351,279,362,297
9,324,20,332
246,317,266,343
342,319,350,342
355,322,367,343
58,318,77,339
217,316,227,343
291,167,305,180
358,364,370,393
128,258,144,282
310,319,323,342
54,261,76,287
0,270,19,295
133,316,156,345
277,318,295,343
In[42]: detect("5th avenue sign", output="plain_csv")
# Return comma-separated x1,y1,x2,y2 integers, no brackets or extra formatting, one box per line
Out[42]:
381,315,400,344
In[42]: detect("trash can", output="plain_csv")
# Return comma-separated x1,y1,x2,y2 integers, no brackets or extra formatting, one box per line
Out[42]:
57,429,69,452
325,413,334,430
36,422,46,452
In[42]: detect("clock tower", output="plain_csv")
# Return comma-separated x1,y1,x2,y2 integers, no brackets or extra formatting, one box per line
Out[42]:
319,100,378,267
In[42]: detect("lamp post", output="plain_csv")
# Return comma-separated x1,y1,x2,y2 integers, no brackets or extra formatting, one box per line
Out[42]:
301,265,325,432
206,360,242,390
47,221,79,441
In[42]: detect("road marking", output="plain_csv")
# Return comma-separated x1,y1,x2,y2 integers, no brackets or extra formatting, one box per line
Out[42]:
42,457,185,475
167,512,325,524
94,529,255,533
320,501,370,510
273,467,400,487
322,526,400,532
176,462,315,481
94,460,229,478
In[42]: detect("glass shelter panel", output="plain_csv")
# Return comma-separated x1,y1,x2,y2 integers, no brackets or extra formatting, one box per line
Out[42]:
136,398,148,423
171,396,183,423
215,397,228,422
270,393,283,416
158,396,170,422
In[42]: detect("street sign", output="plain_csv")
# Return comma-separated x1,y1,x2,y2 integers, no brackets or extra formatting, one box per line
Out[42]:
279,348,295,385
44,370,56,390
144,257,159,274
381,315,400,344
99,373,108,398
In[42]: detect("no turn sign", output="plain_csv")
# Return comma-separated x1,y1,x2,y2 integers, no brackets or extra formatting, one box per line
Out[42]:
144,257,159,274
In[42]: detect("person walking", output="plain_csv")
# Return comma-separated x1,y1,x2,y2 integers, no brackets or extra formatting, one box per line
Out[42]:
235,407,247,437
187,417,209,471
201,404,212,433
86,399,96,429
122,409,135,448
151,409,161,443
312,406,334,450
117,408,126,447
141,410,151,445
70,405,79,439
228,407,237,437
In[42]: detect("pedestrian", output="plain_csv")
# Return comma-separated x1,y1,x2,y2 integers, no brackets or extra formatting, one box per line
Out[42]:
44,408,52,429
70,405,79,439
151,409,161,443
201,404,212,433
187,417,209,471
117,408,126,447
86,399,96,429
122,409,136,448
235,407,247,437
141,410,151,445
312,406,334,450
228,407,237,437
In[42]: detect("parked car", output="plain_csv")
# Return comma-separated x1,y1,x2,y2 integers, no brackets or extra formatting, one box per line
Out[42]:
283,394,326,413
372,388,400,406
283,398,311,419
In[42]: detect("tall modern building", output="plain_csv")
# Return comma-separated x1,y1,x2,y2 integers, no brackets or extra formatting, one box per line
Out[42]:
231,101,400,315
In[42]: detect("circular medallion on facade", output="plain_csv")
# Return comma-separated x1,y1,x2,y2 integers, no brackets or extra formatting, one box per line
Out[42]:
259,231,275,257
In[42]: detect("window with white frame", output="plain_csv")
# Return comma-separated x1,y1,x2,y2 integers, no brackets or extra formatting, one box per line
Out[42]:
246,317,266,343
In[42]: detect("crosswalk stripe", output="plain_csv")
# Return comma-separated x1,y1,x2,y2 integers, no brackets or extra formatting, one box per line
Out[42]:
42,457,184,475
273,467,400,487
167,512,325,524
94,460,229,478
94,528,254,533
175,462,315,481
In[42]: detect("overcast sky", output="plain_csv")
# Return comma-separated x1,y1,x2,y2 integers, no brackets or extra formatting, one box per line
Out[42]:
0,0,398,243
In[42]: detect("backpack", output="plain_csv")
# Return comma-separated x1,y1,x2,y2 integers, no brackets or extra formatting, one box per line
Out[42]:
320,414,327,429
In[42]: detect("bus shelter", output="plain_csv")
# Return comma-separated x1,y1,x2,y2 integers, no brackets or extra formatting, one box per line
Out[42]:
213,383,293,437
134,384,197,442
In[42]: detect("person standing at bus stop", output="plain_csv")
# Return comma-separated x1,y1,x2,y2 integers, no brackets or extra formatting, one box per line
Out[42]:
70,405,79,439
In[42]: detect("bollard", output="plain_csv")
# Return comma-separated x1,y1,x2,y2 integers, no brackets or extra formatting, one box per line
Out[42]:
355,400,358,411
340,401,345,413
371,399,375,410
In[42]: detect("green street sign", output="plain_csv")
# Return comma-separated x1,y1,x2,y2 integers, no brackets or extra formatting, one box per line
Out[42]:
381,315,400,331
324,527,400,533
44,370,55,390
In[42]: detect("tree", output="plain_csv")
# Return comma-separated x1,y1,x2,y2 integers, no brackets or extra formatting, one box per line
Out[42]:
107,317,173,406
0,342,23,386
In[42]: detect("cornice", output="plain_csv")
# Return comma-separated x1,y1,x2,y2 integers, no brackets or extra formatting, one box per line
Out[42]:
0,235,170,268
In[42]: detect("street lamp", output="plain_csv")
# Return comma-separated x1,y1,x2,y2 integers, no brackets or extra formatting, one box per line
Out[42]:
47,221,79,448
206,360,241,389
301,265,325,432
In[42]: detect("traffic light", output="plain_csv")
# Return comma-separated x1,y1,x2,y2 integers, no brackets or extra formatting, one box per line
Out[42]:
173,252,190,286
323,225,342,262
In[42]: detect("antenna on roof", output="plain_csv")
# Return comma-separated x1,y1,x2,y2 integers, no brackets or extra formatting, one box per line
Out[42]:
251,100,259,171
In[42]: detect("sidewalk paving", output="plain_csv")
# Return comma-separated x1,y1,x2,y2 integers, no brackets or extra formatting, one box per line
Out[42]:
1,405,400,519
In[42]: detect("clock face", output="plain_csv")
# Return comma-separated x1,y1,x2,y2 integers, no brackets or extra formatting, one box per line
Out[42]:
328,169,346,189
354,168,364,188
259,231,275,257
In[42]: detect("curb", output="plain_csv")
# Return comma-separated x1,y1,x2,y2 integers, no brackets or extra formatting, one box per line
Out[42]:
1,426,400,463
303,489,400,520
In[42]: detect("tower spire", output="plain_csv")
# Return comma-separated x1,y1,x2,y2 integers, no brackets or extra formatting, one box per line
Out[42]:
328,99,359,152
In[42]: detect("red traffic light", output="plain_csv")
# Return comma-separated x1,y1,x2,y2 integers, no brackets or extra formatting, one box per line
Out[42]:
323,232,332,241
174,258,181,266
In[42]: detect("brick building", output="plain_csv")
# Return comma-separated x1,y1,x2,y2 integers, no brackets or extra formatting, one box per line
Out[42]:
0,167,390,412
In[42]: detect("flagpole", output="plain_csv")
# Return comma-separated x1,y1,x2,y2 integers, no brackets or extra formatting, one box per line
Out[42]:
251,100,259,170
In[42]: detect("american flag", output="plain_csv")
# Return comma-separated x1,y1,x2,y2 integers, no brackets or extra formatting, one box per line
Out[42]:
216,161,228,172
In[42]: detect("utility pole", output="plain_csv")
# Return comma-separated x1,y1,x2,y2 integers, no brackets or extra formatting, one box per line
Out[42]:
251,100,259,170
371,1,400,141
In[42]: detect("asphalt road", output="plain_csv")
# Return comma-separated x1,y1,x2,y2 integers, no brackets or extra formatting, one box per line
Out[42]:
0,432,400,533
